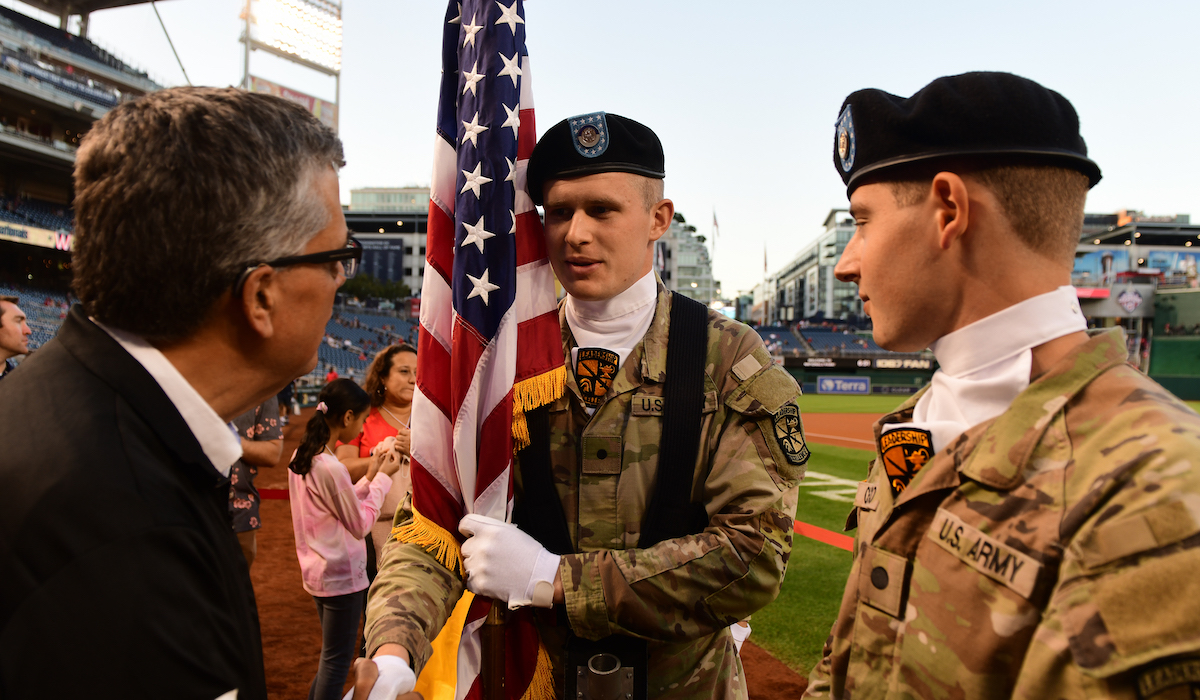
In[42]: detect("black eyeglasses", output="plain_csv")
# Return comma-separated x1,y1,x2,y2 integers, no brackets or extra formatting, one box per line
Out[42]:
234,235,362,295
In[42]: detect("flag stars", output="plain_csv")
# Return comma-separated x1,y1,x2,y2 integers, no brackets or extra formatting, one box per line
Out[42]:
461,112,488,147
461,216,496,253
449,2,461,24
462,61,484,96
494,1,524,34
497,52,522,87
466,269,501,305
460,162,493,198
504,156,516,182
501,103,521,138
508,210,517,235
462,12,483,47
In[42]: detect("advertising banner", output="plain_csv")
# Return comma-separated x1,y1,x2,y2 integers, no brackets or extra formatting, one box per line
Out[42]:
805,266,820,317
817,376,871,395
248,75,337,130
359,238,405,282
0,222,72,251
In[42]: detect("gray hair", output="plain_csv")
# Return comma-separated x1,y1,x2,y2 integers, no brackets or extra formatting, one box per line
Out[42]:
72,87,345,343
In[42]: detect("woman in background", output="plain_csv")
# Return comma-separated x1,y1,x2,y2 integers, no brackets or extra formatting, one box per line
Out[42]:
336,343,415,569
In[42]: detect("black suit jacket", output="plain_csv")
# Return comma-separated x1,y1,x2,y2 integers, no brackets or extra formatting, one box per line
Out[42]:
0,307,267,699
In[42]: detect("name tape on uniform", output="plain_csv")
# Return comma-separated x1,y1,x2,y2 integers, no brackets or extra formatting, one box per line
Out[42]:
927,508,1042,599
854,481,879,511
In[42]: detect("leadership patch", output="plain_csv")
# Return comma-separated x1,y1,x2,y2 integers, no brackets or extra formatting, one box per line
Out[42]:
879,427,933,497
1137,658,1200,699
576,347,619,407
773,404,809,465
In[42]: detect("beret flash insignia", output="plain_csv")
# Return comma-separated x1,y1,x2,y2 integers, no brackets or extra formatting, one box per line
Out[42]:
569,112,610,158
836,104,856,173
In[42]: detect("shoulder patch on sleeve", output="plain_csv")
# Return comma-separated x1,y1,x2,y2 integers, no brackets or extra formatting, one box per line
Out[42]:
772,404,809,466
1137,658,1200,698
1077,501,1199,569
732,353,763,382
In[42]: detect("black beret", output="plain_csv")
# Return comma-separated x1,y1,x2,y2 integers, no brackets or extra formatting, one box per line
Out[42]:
527,112,665,205
834,72,1102,194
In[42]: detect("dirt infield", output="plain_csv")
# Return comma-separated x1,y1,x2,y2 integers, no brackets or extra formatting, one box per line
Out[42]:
250,409,815,698
802,412,879,450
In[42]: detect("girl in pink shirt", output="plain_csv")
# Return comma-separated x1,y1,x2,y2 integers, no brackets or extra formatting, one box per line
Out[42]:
288,379,402,700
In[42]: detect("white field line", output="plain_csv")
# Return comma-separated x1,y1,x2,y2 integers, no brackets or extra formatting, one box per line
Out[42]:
799,470,860,503
805,431,875,446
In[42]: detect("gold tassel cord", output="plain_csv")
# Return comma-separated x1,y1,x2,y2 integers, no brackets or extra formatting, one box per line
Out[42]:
519,641,556,700
391,505,464,577
511,365,566,452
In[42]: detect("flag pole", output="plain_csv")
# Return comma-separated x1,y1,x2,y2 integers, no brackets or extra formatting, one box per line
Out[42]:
482,604,507,700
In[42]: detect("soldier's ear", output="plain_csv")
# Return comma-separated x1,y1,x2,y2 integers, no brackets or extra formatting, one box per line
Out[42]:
649,198,674,242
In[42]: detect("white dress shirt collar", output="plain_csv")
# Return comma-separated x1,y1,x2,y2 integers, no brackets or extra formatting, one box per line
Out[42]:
95,320,243,476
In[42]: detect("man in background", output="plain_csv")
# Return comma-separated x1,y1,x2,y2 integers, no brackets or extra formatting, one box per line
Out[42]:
0,295,30,379
0,87,354,699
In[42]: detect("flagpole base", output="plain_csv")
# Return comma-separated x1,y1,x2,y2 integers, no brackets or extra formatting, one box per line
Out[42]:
481,600,507,700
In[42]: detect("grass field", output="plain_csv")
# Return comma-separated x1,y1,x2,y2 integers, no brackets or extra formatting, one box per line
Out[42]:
751,441,876,676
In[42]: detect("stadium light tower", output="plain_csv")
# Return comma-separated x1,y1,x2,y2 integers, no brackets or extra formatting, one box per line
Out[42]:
240,0,342,131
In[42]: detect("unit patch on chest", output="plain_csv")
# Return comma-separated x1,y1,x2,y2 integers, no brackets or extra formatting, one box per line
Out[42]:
927,508,1042,599
576,347,619,407
879,427,933,497
773,404,809,465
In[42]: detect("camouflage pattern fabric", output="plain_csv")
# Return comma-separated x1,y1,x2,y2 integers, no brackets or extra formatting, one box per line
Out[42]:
805,329,1200,699
366,279,805,699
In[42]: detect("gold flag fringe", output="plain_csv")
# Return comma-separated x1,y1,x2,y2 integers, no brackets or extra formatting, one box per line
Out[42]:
520,640,556,700
390,504,464,577
511,365,566,452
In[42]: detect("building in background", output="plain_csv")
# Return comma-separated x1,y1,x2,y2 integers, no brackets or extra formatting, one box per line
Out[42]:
654,212,719,303
344,187,430,293
749,209,862,326
349,186,431,213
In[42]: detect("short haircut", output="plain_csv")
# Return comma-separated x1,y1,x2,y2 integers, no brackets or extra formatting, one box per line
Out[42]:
72,87,345,343
887,163,1089,265
0,296,17,306
363,343,417,408
639,177,664,212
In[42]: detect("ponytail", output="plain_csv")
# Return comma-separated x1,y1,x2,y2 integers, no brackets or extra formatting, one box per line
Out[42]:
289,378,371,476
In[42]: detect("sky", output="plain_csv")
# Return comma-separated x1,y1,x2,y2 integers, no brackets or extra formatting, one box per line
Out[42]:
6,0,1199,294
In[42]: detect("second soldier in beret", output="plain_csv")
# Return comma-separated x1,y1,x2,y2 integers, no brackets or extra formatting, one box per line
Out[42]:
362,111,806,699
806,72,1200,699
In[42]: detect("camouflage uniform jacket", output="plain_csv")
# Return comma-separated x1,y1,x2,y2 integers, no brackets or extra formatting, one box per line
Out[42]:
367,280,806,699
804,329,1200,700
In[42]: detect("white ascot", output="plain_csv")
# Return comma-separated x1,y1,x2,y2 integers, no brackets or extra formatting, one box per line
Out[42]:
565,271,658,414
566,270,658,374
884,286,1087,453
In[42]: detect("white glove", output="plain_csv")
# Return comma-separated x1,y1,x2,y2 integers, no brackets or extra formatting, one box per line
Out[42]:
341,655,416,700
459,513,560,610
730,621,751,655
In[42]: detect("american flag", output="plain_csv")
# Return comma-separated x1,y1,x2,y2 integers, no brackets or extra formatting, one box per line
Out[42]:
397,0,562,698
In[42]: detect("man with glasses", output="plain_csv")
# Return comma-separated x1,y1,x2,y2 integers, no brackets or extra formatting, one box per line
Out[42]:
0,87,355,699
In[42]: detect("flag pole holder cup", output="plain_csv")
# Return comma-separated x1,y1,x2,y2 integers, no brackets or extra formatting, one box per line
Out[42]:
565,634,646,700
